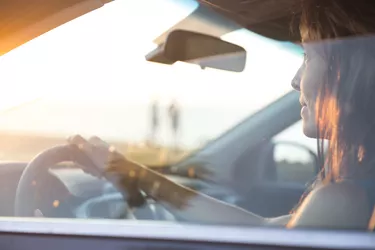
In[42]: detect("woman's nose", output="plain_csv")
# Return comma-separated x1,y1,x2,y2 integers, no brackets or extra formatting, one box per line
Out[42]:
291,66,302,91
291,77,301,91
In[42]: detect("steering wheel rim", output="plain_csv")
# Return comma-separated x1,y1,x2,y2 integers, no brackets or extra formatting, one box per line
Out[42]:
15,145,173,221
15,145,103,217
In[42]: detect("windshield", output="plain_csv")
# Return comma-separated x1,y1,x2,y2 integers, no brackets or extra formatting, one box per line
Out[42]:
0,0,301,165
2,0,375,238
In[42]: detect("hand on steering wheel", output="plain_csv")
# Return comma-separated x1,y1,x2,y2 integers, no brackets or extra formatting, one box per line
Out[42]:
15,134,189,218
67,135,114,177
68,135,146,207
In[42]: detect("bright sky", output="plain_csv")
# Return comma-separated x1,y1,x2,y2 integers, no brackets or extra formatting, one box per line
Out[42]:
0,0,307,149
0,0,301,106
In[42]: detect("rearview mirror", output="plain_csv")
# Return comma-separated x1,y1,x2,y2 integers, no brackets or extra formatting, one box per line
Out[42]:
146,30,246,72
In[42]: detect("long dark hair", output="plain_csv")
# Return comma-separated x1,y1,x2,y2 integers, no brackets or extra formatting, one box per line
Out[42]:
289,0,375,213
299,0,375,182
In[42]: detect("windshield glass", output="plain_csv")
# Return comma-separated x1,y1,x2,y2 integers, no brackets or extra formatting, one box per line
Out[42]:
0,0,301,165
2,0,375,237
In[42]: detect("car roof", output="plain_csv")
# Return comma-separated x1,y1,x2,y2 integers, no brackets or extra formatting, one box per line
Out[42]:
197,0,301,41
0,0,113,56
0,0,300,56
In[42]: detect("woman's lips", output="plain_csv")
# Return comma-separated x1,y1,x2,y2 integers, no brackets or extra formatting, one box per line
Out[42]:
301,105,308,118
300,97,308,118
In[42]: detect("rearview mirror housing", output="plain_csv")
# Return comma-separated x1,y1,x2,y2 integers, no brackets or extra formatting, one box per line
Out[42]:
146,30,246,72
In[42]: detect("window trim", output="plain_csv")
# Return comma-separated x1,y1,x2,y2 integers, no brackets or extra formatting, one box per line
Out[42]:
0,218,373,249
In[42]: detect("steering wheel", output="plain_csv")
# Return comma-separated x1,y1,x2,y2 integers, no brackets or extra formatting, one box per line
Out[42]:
15,145,169,219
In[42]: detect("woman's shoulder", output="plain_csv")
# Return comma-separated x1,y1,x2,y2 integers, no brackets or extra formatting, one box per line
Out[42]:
308,181,370,210
351,179,375,208
353,179,375,191
288,181,372,229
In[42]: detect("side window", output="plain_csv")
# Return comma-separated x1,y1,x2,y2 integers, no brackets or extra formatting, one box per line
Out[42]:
272,120,319,184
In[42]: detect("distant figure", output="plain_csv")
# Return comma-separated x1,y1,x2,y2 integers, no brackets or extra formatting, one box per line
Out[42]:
168,100,180,151
150,99,159,146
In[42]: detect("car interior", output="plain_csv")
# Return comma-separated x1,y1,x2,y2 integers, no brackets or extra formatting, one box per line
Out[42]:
0,0,323,222
0,95,313,219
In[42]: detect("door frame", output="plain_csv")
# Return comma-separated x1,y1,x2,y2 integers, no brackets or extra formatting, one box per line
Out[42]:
0,217,373,249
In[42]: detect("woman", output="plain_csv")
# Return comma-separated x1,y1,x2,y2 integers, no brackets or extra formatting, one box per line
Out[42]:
69,0,375,229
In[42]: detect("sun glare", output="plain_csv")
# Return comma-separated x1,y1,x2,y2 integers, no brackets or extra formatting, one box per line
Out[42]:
0,0,302,148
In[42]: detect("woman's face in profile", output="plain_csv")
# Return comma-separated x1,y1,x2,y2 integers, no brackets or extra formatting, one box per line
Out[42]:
292,46,328,138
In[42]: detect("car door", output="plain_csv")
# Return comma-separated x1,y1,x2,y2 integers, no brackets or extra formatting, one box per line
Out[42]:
169,96,317,218
222,119,319,218
237,121,320,217
0,218,373,250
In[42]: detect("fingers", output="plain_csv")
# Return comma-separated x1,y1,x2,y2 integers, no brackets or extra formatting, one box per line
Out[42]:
68,134,114,149
68,134,109,151
67,135,108,177
67,135,126,178
68,135,96,157
88,136,108,147
89,136,117,153
68,134,115,164
68,134,89,148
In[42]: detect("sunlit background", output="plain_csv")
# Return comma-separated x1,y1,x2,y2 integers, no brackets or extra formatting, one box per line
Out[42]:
0,0,313,163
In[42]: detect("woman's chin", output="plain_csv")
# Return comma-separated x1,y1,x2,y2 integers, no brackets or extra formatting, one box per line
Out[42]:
302,121,318,138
